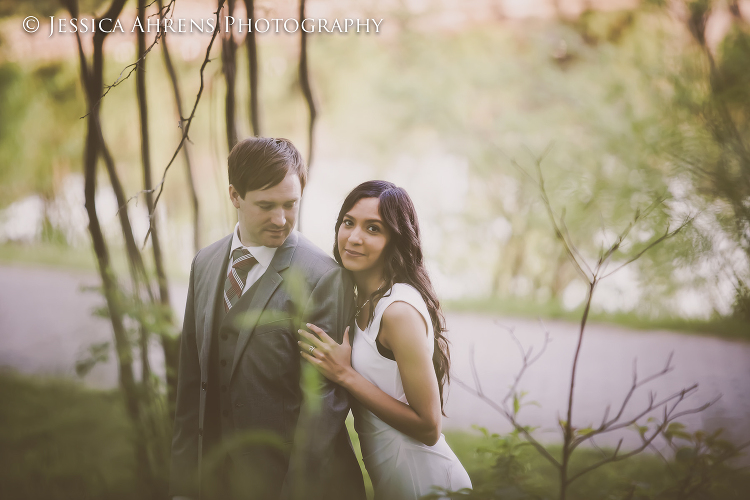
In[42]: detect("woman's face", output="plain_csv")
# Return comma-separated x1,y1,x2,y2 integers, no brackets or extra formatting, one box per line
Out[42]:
337,197,391,274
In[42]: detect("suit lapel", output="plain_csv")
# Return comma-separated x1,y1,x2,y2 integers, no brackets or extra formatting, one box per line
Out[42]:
229,231,299,381
200,237,232,364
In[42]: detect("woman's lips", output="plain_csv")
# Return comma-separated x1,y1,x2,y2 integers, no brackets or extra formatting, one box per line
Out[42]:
344,249,365,257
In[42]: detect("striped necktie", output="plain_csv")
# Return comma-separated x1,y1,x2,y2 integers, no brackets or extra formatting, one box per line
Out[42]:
223,248,257,312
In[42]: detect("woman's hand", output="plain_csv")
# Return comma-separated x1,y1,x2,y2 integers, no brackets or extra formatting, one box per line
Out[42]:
298,323,354,386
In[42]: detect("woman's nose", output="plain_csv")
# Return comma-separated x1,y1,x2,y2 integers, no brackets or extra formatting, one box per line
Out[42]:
348,226,364,243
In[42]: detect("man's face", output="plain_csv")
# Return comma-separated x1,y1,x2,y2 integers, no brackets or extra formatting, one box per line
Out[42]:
229,172,302,248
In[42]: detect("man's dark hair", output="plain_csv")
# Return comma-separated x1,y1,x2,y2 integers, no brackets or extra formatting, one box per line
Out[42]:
228,137,307,197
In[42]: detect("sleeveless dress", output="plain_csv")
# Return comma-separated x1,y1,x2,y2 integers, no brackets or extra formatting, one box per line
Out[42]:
350,283,472,500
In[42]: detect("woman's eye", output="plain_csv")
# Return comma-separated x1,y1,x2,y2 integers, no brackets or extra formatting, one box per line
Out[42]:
368,225,379,233
343,220,353,226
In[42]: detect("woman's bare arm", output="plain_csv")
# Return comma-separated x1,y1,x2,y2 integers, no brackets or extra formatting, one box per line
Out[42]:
299,302,442,446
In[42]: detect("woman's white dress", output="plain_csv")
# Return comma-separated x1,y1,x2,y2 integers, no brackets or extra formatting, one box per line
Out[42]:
351,283,472,500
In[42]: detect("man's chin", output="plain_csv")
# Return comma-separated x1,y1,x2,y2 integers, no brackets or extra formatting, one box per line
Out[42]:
261,230,289,247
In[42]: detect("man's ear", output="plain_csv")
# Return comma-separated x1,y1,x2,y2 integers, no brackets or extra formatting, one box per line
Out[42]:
228,184,241,209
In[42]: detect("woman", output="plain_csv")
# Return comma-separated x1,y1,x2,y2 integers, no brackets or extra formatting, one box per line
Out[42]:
297,180,472,499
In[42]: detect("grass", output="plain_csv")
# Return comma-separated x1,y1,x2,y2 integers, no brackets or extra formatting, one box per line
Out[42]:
0,370,138,500
0,242,97,273
3,370,748,500
443,429,750,500
446,295,750,342
0,241,190,281
0,369,370,500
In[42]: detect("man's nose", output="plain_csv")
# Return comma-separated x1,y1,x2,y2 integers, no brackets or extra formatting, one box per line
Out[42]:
270,208,286,227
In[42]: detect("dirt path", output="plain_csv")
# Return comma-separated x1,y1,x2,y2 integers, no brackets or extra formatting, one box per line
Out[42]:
2,264,748,449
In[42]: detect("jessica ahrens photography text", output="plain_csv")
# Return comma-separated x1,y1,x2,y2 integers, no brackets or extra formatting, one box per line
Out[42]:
27,16,384,37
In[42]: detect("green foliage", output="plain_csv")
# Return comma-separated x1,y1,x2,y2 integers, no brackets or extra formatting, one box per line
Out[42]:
0,371,139,499
439,427,543,500
74,341,110,377
0,371,374,499
310,10,704,314
346,413,374,499
439,429,750,500
643,1,750,321
1,371,747,500
645,425,749,500
0,60,84,209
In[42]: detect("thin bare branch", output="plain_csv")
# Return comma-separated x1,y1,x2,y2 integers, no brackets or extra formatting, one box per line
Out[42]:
557,207,595,279
494,323,550,406
468,343,484,397
80,0,176,118
142,0,226,248
453,376,562,469
588,435,609,460
157,0,200,254
601,215,694,279
455,323,562,469
521,157,593,282
604,353,675,428
599,385,698,434
568,392,718,484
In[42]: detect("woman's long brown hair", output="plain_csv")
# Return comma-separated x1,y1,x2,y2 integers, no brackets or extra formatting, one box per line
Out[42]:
333,180,451,413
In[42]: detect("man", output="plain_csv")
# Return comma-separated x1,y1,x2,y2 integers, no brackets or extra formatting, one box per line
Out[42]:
170,137,366,500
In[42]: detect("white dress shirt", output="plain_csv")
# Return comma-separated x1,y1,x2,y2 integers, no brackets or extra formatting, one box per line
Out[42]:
226,223,278,294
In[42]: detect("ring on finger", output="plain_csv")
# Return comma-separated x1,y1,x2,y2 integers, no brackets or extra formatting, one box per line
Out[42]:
309,345,316,355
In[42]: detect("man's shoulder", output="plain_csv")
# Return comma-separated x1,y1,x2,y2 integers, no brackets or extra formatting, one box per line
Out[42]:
193,234,231,269
289,233,340,277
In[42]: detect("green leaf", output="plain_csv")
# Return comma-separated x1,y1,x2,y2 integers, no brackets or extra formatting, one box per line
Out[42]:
667,422,686,432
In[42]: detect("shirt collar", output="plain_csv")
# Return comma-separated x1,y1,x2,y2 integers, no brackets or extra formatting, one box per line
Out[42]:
230,223,277,268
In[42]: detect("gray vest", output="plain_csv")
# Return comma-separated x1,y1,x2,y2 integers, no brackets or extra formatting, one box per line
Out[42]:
205,276,262,450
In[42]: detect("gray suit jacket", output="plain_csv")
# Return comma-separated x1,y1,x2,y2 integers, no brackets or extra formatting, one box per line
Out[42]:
169,230,366,499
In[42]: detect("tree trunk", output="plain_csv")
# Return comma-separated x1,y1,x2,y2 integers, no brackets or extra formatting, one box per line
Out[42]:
222,0,238,149
296,0,317,232
243,0,261,136
156,0,196,418
64,0,156,494
298,0,317,167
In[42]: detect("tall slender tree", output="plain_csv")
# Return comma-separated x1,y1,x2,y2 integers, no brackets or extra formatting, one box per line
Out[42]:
61,0,157,494
222,0,239,149
296,0,317,232
244,0,262,135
